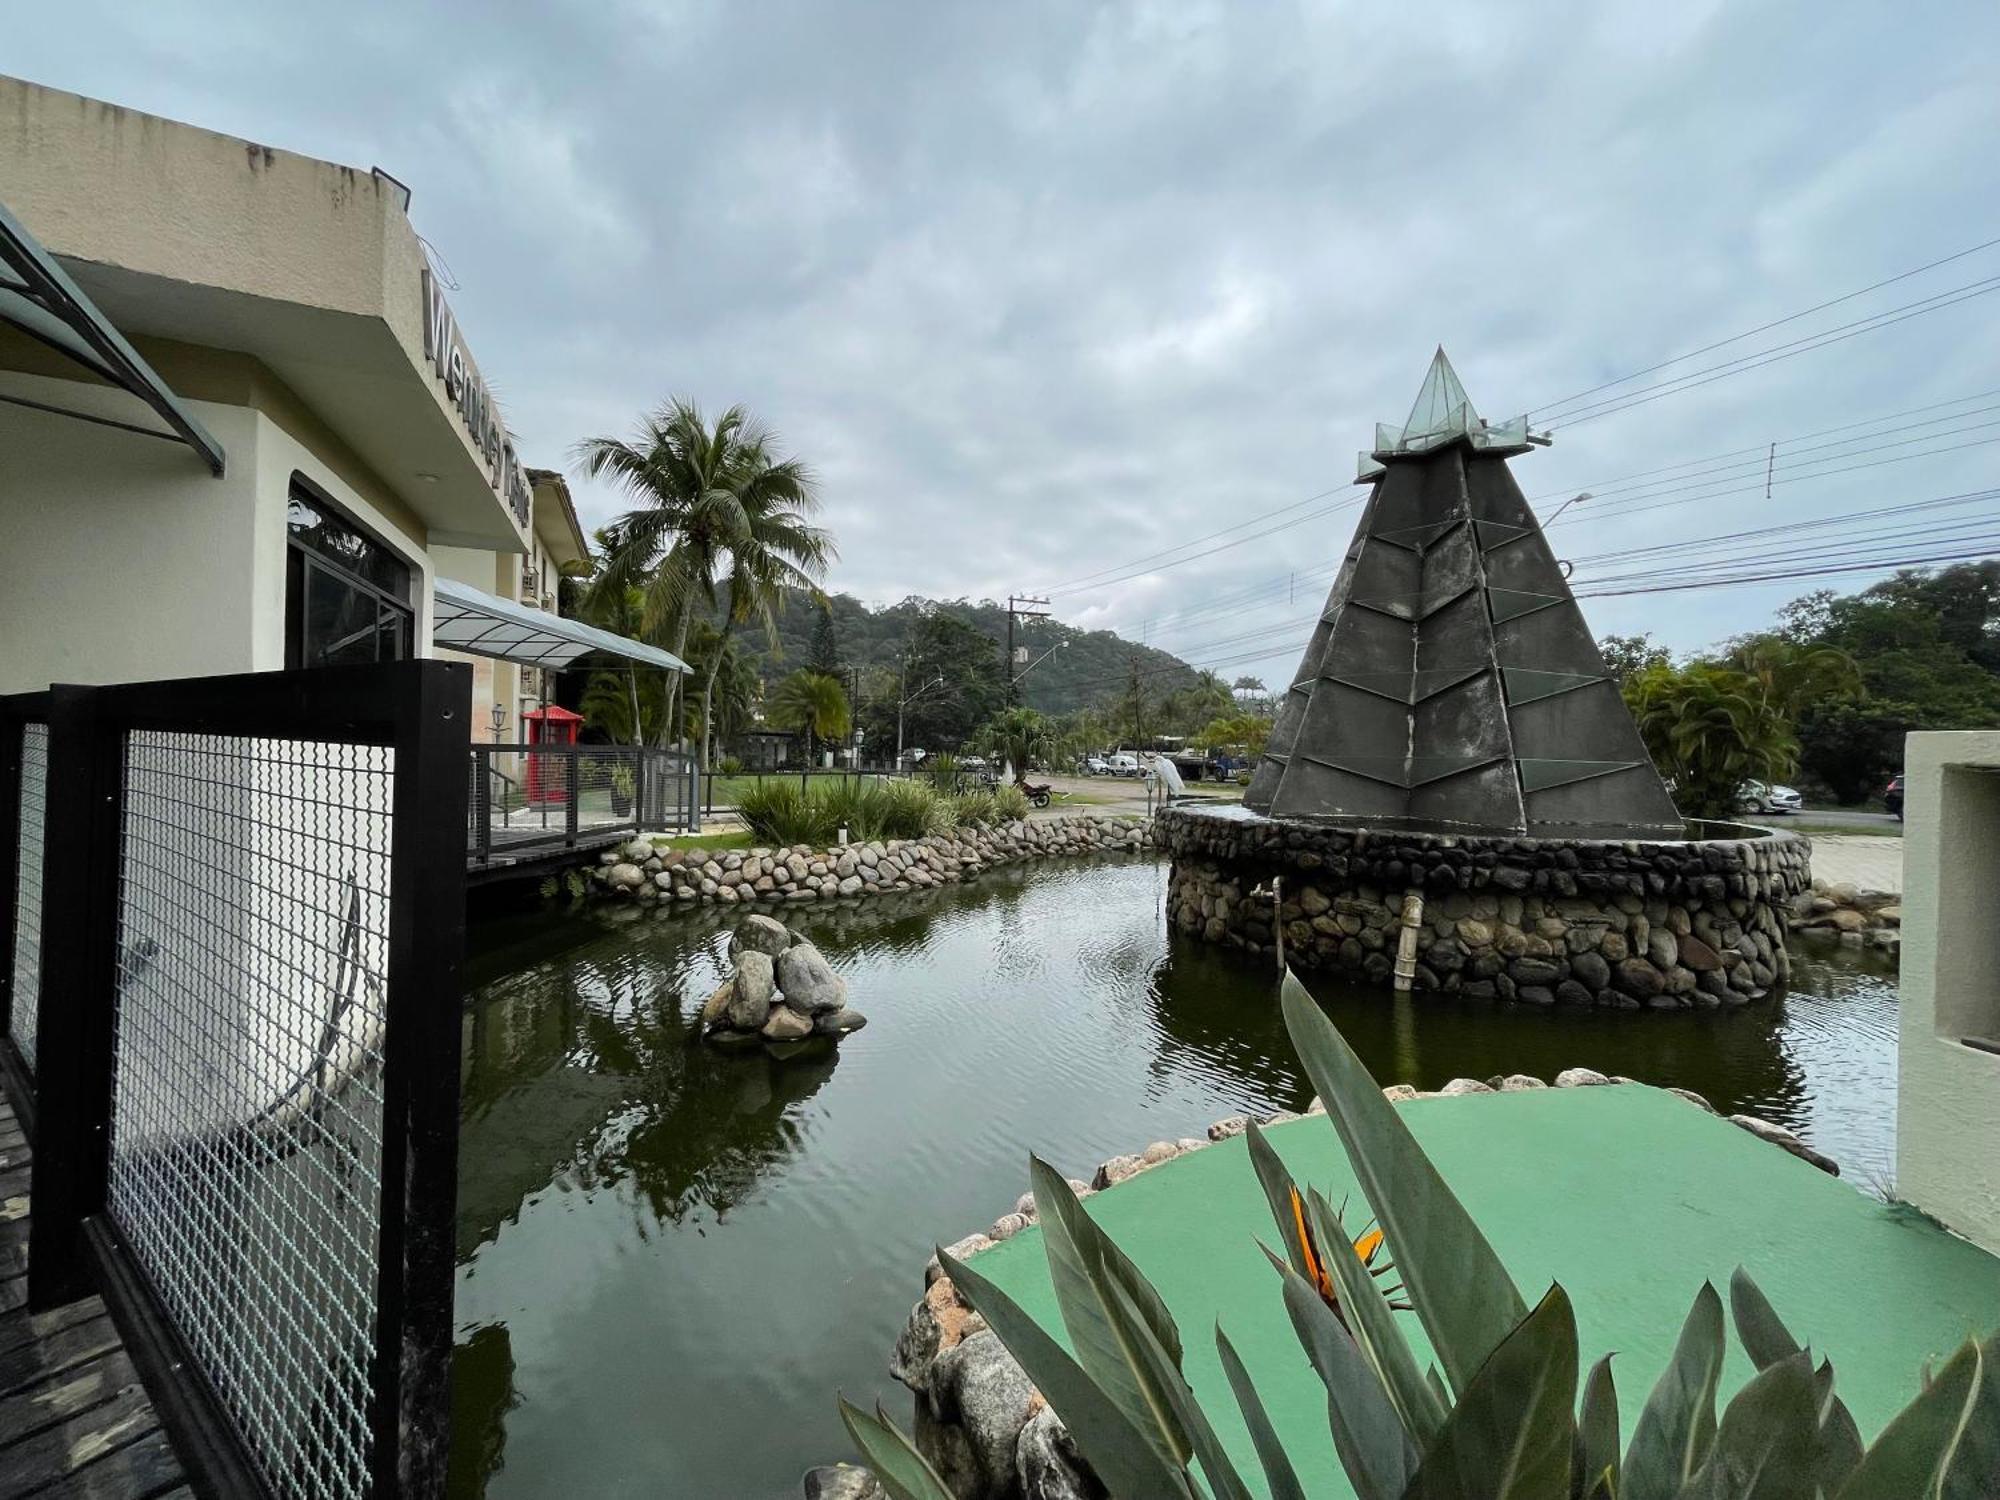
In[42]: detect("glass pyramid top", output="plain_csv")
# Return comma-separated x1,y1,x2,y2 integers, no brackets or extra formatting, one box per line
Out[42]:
1357,347,1533,480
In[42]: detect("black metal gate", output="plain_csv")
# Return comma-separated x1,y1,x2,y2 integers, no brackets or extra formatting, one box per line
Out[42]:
0,660,469,1500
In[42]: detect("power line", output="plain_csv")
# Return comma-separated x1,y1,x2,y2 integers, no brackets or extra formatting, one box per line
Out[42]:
1036,485,1348,593
1524,233,2000,418
1539,276,2000,430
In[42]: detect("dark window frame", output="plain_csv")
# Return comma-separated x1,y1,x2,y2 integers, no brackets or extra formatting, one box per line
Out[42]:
284,474,417,670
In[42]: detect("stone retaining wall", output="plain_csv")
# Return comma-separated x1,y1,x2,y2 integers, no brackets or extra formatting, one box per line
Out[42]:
584,812,1152,908
1158,806,1811,1006
843,1072,1836,1500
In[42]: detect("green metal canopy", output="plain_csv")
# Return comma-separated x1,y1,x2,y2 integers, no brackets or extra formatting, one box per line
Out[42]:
0,195,226,475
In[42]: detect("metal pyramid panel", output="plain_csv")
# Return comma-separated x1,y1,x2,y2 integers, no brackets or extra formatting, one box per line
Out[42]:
1502,667,1607,706
1246,356,1682,834
1516,758,1645,793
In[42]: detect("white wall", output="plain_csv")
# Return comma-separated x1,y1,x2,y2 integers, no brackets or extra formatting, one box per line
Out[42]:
0,368,431,693
1897,729,2000,1255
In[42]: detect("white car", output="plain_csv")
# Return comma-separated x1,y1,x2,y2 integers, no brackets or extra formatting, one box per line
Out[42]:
1105,753,1142,777
1738,781,1803,815
1081,756,1112,776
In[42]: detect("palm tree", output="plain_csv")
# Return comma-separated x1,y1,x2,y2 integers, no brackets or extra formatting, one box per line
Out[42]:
767,670,852,770
573,400,834,764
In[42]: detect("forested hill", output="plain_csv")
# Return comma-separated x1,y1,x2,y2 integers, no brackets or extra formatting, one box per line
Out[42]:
732,592,1208,713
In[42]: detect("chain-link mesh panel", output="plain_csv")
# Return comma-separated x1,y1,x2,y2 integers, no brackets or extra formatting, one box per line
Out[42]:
9,722,48,1070
109,732,396,1500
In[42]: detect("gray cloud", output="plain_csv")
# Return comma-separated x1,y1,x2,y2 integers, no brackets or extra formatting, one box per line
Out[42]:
15,0,2000,685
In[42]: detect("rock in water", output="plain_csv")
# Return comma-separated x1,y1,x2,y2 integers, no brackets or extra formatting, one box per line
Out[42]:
732,913,793,959
1017,1407,1100,1500
735,950,776,1008
814,1007,868,1036
762,1006,815,1041
697,979,734,1029
725,975,772,1032
802,1465,883,1500
932,1332,1039,1496
776,942,846,1013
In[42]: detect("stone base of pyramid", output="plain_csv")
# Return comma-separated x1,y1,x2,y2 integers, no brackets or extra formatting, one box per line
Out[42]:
1158,804,1810,1006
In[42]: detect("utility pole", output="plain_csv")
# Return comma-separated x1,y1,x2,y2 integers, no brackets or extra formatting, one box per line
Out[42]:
1005,594,1051,705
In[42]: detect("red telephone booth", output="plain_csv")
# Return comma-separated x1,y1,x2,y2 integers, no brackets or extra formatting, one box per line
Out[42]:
523,704,583,804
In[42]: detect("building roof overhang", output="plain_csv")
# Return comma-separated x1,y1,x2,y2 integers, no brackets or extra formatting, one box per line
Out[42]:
0,196,225,475
432,576,688,674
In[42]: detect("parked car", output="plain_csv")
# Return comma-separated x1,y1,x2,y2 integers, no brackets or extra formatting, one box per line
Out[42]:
1884,774,1904,820
1105,752,1141,777
1081,755,1112,776
1737,780,1803,815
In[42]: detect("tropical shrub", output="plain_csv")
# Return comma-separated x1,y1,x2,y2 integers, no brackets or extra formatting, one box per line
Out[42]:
948,786,1031,827
718,755,746,776
1624,662,1797,820
840,973,2000,1499
737,777,959,844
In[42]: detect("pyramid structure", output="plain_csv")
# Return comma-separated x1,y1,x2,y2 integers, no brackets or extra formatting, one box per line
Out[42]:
1245,350,1682,835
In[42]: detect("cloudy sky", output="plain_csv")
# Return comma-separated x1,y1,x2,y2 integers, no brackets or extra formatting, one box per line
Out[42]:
16,2,2000,686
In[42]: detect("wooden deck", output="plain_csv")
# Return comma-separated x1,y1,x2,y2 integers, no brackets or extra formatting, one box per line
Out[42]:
0,1095,188,1500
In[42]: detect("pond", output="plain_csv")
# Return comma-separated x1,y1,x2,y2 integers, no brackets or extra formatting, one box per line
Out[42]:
449,854,1899,1499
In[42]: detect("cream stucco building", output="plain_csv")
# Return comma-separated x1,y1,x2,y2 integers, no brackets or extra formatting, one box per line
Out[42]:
1897,731,2000,1255
0,76,679,714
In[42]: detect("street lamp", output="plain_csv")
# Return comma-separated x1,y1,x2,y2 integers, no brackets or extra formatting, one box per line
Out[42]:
1545,491,1592,525
896,671,946,766
1010,638,1069,686
489,701,507,744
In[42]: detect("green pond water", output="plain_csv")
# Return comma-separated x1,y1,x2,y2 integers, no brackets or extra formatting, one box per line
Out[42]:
450,854,1899,1500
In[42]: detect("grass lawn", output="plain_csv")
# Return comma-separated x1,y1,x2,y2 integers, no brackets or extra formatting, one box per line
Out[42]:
653,829,755,853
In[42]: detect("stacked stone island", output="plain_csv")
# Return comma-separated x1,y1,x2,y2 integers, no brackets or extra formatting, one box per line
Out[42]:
699,915,867,1056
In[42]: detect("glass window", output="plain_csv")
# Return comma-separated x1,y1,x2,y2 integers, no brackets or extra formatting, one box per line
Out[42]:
285,481,414,669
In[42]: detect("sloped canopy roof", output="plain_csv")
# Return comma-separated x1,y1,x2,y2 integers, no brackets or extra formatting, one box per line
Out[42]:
432,576,688,673
0,196,226,474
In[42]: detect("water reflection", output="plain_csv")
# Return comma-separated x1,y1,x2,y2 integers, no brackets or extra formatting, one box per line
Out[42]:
451,855,1899,1498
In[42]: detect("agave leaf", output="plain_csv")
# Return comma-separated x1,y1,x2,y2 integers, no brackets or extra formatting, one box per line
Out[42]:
1579,1353,1621,1497
1279,1264,1419,1500
1217,1326,1311,1500
836,1397,958,1500
1278,970,1527,1393
1299,1187,1446,1445
1623,1282,1726,1500
1404,1283,1581,1500
1814,1358,1863,1496
1678,1351,1821,1500
1030,1156,1191,1467
1097,1280,1254,1500
939,1248,1198,1500
1728,1268,1802,1372
1731,1268,1864,1493
1244,1120,1314,1280
1837,1337,1999,1500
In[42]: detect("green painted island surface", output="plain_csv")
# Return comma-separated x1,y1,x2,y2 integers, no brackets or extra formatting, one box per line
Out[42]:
969,1086,2000,1499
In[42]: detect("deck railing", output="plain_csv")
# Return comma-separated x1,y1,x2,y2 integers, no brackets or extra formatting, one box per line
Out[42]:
0,662,470,1500
0,692,51,1123
466,741,699,865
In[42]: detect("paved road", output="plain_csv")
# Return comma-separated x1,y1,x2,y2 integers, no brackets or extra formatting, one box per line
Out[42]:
1768,808,1902,832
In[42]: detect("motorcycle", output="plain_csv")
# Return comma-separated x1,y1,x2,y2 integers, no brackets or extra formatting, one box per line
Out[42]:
1015,777,1053,809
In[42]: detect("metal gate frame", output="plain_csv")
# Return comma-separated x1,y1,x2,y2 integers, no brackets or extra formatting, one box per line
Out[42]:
0,689,51,1130
7,660,469,1500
